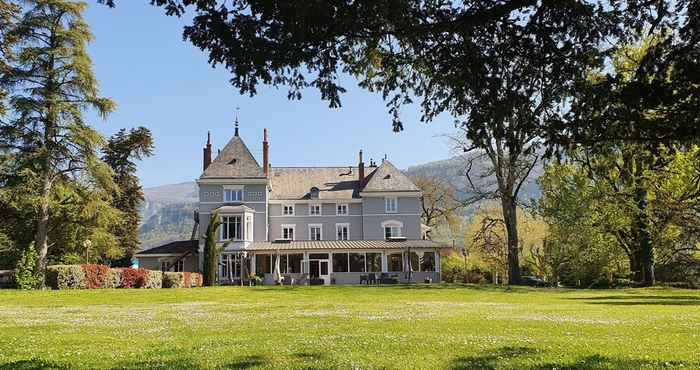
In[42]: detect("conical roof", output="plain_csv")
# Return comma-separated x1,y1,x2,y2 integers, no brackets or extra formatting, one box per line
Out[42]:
201,135,265,179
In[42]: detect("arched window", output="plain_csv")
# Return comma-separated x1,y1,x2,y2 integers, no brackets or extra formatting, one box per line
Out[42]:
381,220,403,239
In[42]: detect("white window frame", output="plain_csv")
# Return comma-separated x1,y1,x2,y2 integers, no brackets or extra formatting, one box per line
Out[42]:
385,197,398,213
309,224,323,241
245,215,253,241
335,223,350,241
281,224,296,240
223,185,244,202
221,215,243,241
282,204,295,216
381,220,403,238
336,203,349,216
309,203,322,216
175,259,184,272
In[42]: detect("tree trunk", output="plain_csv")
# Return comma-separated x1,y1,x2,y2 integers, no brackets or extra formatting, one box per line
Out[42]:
34,175,51,277
633,185,655,286
501,196,521,285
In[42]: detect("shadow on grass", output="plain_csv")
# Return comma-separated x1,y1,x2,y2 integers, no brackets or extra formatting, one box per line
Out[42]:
569,295,700,306
0,359,69,370
449,346,696,370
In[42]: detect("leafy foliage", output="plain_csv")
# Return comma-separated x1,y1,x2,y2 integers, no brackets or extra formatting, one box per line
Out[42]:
14,244,39,290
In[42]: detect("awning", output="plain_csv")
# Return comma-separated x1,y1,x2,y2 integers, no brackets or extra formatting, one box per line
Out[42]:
248,239,446,251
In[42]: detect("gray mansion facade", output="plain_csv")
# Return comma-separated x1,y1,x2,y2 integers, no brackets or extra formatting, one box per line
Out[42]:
137,124,444,285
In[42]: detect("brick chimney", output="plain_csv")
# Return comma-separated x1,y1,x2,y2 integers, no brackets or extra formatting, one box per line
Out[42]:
263,128,270,177
358,150,365,186
203,131,212,171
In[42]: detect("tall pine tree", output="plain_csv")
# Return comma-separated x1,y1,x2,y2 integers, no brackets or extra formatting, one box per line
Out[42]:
0,0,116,277
103,127,153,266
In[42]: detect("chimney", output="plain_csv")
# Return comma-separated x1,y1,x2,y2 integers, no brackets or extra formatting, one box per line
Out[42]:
203,131,212,171
358,150,365,186
263,128,270,177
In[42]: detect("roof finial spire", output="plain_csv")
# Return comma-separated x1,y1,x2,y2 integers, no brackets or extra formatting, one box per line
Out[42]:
234,106,240,137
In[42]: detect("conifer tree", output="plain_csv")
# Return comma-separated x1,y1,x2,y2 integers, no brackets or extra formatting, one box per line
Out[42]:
0,0,117,278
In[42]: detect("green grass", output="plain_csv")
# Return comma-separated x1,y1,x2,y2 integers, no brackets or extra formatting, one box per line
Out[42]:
1,285,699,369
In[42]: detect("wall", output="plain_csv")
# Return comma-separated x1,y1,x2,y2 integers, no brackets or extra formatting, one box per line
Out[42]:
137,255,198,272
198,183,268,242
268,202,363,240
361,196,422,240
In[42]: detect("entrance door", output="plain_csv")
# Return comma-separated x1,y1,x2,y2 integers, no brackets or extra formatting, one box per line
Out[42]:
309,260,330,285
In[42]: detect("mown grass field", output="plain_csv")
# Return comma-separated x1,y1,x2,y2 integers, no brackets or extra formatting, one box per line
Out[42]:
0,285,699,369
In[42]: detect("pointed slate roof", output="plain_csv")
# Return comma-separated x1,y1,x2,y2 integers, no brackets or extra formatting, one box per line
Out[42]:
201,135,265,179
362,160,420,193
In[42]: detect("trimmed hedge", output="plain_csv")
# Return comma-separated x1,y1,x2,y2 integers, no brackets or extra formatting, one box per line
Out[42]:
46,265,86,290
44,265,202,290
162,272,204,288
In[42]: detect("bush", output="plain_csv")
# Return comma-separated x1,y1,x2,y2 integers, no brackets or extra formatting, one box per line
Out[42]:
183,271,192,288
103,268,121,289
81,264,110,289
15,246,39,290
120,268,148,288
144,270,162,289
190,272,203,287
163,272,185,288
45,265,86,290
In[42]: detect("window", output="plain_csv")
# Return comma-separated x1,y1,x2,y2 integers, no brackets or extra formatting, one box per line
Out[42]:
332,253,348,272
288,254,303,273
282,204,295,215
420,251,436,272
336,223,349,240
221,215,242,240
309,204,321,216
366,253,382,272
281,225,295,240
336,204,348,215
174,259,184,272
384,225,402,238
388,253,403,272
309,253,329,260
349,253,366,272
385,197,398,213
255,254,272,275
245,216,252,240
309,224,322,241
224,188,243,202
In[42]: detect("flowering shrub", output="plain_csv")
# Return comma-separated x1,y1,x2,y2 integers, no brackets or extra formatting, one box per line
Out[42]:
189,272,203,287
103,268,121,289
46,265,86,290
183,272,192,288
81,264,110,289
144,270,162,289
163,272,185,288
120,268,148,288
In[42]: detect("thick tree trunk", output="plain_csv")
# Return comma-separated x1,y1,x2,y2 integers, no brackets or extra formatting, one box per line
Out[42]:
501,196,521,285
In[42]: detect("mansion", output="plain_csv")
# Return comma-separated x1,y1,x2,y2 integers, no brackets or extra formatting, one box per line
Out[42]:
136,123,445,285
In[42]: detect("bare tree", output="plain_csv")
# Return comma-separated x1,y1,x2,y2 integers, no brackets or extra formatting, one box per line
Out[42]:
411,176,462,235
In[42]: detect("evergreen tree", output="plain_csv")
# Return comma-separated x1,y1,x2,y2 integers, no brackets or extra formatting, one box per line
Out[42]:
102,127,154,266
0,0,117,279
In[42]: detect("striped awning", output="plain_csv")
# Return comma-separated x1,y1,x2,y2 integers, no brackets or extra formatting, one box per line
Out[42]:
248,239,445,251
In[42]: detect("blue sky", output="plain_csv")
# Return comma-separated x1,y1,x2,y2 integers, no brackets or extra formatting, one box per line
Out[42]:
84,2,454,188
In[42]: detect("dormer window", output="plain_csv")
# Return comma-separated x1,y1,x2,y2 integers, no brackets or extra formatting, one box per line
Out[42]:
224,187,243,202
385,197,398,213
310,186,320,199
309,203,321,216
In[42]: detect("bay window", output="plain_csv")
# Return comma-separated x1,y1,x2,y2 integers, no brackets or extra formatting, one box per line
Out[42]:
221,215,242,240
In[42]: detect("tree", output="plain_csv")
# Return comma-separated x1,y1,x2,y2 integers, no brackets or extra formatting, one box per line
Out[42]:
102,127,154,266
202,210,222,286
0,0,117,278
411,175,462,234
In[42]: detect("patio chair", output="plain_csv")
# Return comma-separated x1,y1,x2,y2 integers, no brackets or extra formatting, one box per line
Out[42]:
367,273,377,285
360,274,368,285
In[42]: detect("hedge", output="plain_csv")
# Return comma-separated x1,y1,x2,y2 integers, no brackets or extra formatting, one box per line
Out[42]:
46,265,86,290
44,265,201,290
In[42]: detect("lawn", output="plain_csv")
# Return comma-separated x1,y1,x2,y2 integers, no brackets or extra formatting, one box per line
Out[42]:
0,285,699,369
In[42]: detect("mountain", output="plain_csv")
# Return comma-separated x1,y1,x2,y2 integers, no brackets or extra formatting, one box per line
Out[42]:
138,157,543,249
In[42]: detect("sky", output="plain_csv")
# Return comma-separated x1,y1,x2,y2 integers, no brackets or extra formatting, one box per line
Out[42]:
84,2,455,188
